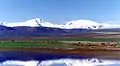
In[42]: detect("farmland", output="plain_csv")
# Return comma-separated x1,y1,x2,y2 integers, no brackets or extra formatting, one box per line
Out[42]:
0,30,120,50
0,38,119,50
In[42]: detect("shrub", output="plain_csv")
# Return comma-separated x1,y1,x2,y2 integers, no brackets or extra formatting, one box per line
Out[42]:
11,40,15,42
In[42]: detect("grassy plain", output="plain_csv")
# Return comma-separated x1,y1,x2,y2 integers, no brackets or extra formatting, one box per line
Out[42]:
0,38,119,49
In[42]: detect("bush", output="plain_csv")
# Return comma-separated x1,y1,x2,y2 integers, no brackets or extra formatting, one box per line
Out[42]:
11,40,15,42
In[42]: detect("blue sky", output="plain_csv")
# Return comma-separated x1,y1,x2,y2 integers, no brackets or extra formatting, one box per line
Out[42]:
0,0,119,23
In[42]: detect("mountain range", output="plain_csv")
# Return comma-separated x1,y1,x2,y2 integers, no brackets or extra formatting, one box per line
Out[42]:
0,18,120,38
1,18,120,29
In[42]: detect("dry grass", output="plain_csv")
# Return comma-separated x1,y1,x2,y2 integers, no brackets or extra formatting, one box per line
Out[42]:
95,35,120,38
95,32,120,34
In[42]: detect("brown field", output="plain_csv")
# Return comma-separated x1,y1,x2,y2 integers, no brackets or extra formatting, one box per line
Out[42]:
59,41,118,49
95,35,120,38
93,31,120,38
94,32,120,34
0,47,120,59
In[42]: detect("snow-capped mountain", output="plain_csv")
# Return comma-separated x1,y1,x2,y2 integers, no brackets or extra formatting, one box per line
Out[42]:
0,18,120,37
1,18,63,28
1,18,120,29
62,19,102,29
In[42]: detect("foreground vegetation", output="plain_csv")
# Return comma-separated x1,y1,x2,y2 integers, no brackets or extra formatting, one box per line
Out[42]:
0,40,63,48
0,38,120,49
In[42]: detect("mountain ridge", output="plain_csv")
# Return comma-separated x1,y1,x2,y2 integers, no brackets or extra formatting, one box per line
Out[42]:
0,18,120,38
1,18,117,29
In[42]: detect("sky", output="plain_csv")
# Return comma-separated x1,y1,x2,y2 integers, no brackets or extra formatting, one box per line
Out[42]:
0,0,120,24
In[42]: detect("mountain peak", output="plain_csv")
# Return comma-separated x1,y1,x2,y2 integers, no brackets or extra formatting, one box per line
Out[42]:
32,18,43,23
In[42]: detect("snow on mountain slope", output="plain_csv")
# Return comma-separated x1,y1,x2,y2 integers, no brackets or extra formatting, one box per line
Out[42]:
1,18,42,27
1,18,120,29
1,18,63,28
62,19,101,29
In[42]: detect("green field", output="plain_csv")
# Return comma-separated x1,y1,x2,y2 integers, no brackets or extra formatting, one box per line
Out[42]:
0,38,119,48
26,38,120,41
0,39,63,48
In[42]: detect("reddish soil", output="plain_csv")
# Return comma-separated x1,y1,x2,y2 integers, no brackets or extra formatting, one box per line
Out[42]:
0,47,120,59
